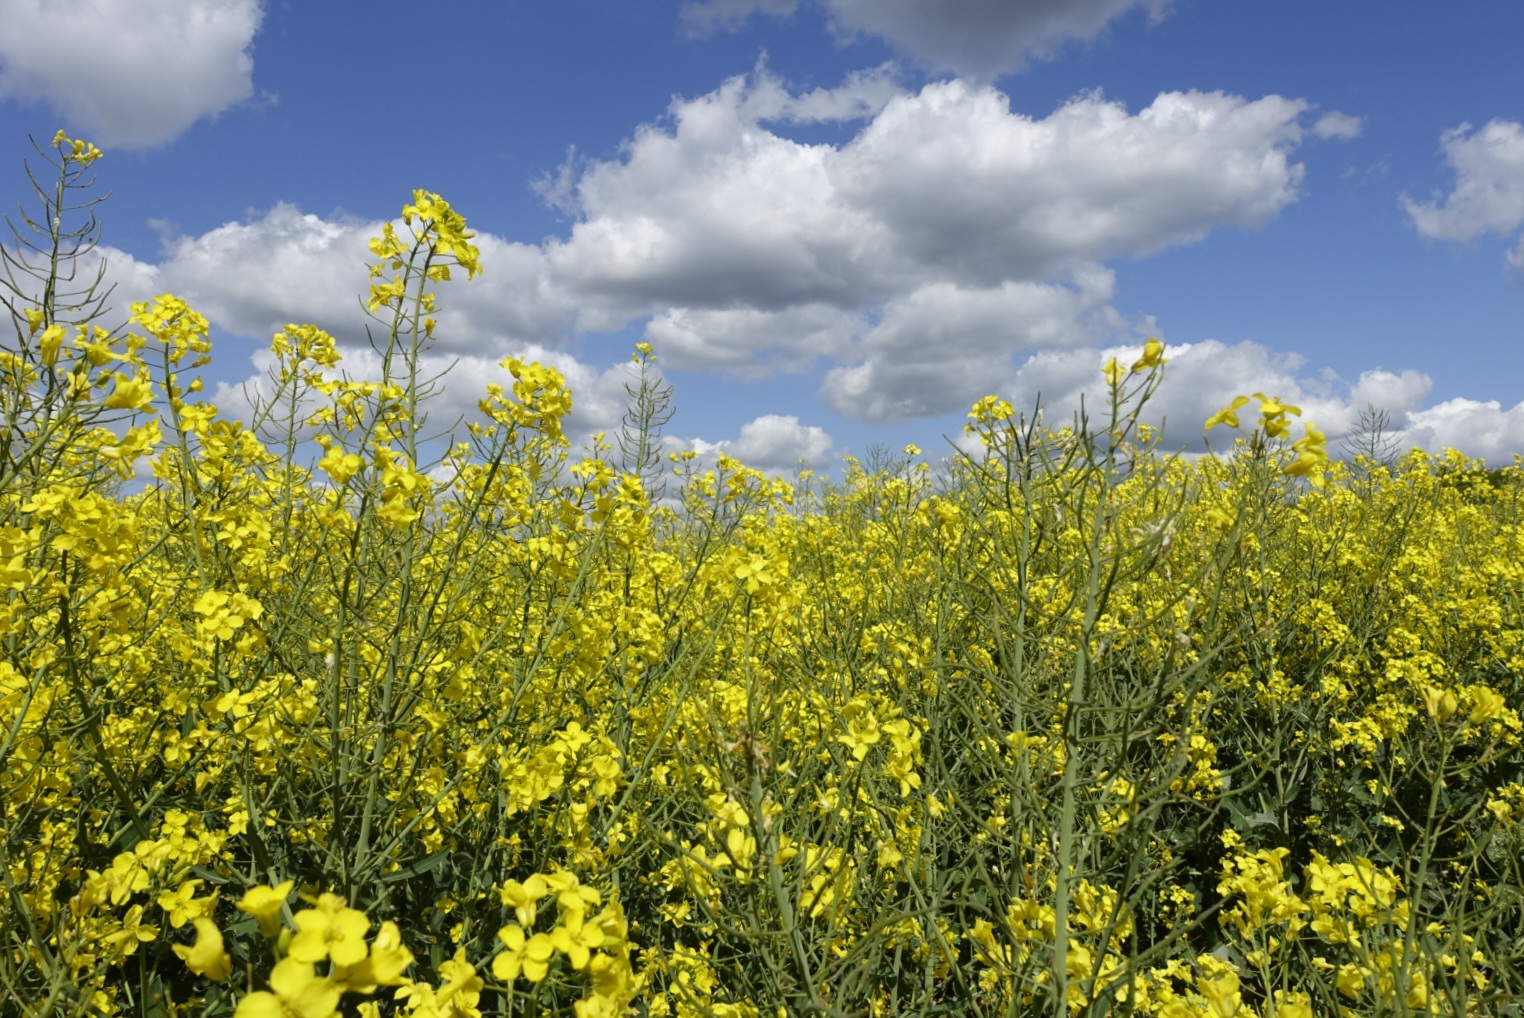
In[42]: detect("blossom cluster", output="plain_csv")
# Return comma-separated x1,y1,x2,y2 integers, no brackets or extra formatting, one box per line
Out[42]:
4,135,1523,1018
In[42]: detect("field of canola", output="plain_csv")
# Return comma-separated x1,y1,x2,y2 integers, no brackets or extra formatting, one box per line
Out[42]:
4,133,1524,1018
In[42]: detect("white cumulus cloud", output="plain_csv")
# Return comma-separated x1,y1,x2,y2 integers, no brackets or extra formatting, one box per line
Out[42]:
832,82,1306,283
643,303,861,375
821,266,1127,422
549,73,1309,311
1312,111,1363,140
1509,235,1524,275
152,204,374,338
1402,120,1524,247
1401,398,1524,464
683,413,836,474
0,0,264,149
542,70,1307,365
91,205,574,356
1347,368,1434,417
65,68,1319,432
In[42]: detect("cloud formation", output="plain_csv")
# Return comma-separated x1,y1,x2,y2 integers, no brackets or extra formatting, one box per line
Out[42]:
549,70,1308,417
61,65,1336,463
1312,111,1363,140
1403,120,1524,268
0,0,263,149
682,0,1173,80
686,413,837,473
1402,398,1524,464
549,74,1308,317
643,303,860,376
151,203,372,337
89,68,1311,424
821,268,1128,421
87,210,576,359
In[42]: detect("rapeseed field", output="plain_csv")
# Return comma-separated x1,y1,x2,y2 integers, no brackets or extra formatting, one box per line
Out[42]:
4,133,1523,1017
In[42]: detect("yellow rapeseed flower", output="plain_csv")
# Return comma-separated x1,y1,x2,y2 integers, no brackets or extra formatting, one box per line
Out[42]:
1130,337,1167,372
493,924,557,982
734,553,775,594
235,958,341,1018
551,912,605,970
499,875,549,927
38,324,65,367
1205,395,1251,431
238,880,294,939
54,129,103,165
289,892,371,967
1102,356,1125,387
102,371,153,410
157,879,212,928
1193,954,1243,1018
1424,685,1459,723
1469,685,1506,724
173,917,231,981
333,920,415,992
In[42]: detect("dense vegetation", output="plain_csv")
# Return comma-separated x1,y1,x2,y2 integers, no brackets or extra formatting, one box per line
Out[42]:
4,134,1523,1018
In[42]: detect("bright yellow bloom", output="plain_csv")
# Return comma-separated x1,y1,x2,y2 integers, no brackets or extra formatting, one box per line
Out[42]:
237,880,294,939
366,276,406,311
38,324,65,367
1285,422,1330,486
1102,356,1125,387
1336,962,1367,999
401,189,481,279
1130,337,1166,372
54,130,103,165
235,958,341,1018
102,371,153,410
1469,685,1506,724
1424,685,1459,723
1253,392,1302,438
838,710,881,761
289,892,371,967
333,920,414,992
499,875,548,927
493,924,557,982
734,553,775,594
317,448,364,484
435,947,485,1012
545,870,602,918
550,912,606,970
1270,989,1313,1018
100,904,157,958
367,221,406,262
157,879,211,927
1193,954,1242,1018
1205,395,1251,431
967,395,1013,422
173,917,231,981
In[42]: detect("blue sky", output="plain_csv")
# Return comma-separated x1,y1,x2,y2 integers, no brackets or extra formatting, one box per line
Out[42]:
2,0,1523,472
